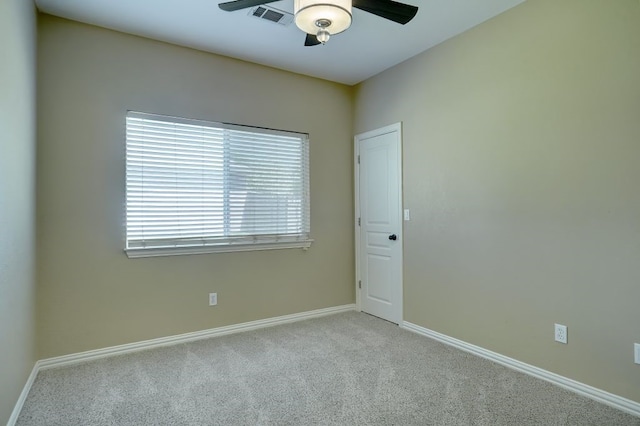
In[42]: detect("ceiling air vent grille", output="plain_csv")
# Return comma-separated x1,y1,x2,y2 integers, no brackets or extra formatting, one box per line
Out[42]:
249,5,294,26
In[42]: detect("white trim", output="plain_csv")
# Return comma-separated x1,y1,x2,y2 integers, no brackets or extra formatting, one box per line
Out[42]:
7,304,355,424
39,304,355,370
402,321,640,418
354,136,362,312
6,364,39,426
125,239,314,258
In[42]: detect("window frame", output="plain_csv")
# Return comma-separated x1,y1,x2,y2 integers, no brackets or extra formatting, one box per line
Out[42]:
124,111,312,258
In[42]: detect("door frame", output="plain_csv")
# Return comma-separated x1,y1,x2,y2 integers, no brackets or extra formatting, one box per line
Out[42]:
354,122,404,321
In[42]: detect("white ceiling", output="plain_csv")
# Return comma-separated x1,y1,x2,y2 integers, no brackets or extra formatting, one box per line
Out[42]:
35,0,525,85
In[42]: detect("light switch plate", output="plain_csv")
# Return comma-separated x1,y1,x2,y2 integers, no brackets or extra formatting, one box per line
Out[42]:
404,209,411,221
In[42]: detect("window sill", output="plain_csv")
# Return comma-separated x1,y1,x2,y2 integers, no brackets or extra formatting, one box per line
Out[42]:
125,239,314,258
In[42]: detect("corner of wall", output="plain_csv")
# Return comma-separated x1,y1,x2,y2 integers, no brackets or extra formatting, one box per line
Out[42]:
0,0,38,423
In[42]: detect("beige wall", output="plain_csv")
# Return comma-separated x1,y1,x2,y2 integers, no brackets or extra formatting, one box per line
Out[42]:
37,15,354,359
355,0,640,403
30,0,640,408
0,0,37,423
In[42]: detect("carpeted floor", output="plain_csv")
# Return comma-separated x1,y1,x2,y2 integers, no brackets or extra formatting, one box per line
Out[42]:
17,312,640,425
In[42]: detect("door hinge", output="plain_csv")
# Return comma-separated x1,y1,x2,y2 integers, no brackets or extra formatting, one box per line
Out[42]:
358,217,361,226
358,280,361,289
357,155,360,164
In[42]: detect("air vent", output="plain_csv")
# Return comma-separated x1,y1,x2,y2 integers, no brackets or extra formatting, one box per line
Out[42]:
248,5,294,26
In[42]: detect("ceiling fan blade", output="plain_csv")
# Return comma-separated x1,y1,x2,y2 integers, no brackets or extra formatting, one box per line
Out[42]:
352,0,418,25
304,33,322,47
218,0,279,12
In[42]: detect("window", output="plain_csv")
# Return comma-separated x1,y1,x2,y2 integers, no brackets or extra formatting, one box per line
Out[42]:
125,111,311,258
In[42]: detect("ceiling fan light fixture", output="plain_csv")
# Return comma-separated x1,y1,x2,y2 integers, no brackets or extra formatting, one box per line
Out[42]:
294,0,352,37
316,28,330,44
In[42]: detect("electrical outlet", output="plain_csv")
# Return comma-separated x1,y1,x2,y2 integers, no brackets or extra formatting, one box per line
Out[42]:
404,209,411,221
554,324,567,344
635,343,640,365
209,293,217,306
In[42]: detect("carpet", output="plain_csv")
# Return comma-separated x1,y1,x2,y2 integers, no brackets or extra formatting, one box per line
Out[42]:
16,312,640,425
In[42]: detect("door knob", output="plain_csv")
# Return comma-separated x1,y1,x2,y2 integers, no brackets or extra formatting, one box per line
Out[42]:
388,234,397,241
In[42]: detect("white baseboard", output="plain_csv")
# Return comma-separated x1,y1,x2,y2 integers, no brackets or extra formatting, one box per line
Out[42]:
38,304,356,370
6,363,39,426
401,321,640,418
7,304,355,425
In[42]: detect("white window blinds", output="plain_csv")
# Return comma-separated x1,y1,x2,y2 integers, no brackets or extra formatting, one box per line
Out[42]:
125,111,311,257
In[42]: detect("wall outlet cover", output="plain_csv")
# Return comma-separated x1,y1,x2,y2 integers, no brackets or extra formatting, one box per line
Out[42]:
209,293,218,306
554,323,567,344
635,343,640,365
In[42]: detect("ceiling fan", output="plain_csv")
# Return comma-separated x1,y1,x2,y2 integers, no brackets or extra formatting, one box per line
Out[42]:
218,0,418,46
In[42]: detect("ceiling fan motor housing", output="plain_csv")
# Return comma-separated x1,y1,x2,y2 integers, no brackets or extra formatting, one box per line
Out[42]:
294,0,352,35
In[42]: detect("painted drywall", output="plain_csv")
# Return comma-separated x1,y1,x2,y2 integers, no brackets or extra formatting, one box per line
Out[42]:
37,15,354,358
0,0,37,423
355,0,640,403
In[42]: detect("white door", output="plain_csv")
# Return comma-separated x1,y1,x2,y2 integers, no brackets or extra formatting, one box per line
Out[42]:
355,123,403,324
